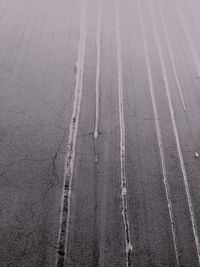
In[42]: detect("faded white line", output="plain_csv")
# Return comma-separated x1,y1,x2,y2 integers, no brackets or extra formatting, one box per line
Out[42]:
175,0,200,79
137,1,179,266
149,1,200,264
158,2,186,111
56,0,87,266
94,0,102,163
115,1,133,266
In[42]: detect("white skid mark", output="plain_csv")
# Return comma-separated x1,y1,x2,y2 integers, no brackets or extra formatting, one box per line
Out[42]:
149,1,200,264
158,3,186,111
56,0,87,266
115,1,133,266
94,0,102,163
175,1,200,79
137,1,180,266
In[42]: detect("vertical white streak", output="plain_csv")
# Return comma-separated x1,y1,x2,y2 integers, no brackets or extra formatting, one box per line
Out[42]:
56,0,87,266
115,1,132,266
158,3,186,111
149,1,200,264
94,0,102,163
137,1,179,265
175,1,200,79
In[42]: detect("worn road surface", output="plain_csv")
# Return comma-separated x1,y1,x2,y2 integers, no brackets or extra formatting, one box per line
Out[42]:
1,0,200,266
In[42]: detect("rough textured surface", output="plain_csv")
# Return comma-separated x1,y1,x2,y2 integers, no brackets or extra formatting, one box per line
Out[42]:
1,0,200,266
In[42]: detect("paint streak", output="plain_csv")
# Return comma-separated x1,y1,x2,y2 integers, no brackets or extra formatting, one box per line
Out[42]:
158,2,186,111
149,1,200,264
137,1,180,266
56,1,87,266
175,1,200,79
94,0,102,163
115,1,133,266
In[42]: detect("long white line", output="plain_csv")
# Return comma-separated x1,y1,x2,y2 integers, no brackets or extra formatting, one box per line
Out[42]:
158,2,186,111
94,0,102,163
137,1,179,266
56,1,87,266
149,1,200,264
115,1,133,266
175,0,200,79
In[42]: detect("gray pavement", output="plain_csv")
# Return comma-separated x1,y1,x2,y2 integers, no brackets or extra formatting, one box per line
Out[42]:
1,0,200,266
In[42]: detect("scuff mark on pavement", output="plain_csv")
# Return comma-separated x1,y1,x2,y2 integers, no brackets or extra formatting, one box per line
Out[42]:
56,0,88,265
94,0,102,164
115,1,133,266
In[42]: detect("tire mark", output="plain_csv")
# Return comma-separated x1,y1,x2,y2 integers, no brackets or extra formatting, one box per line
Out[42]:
115,1,133,266
137,1,180,266
149,1,200,264
94,0,102,163
56,1,87,266
158,2,186,111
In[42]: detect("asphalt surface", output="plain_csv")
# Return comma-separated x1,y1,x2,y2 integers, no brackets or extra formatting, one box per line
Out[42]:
1,0,200,266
